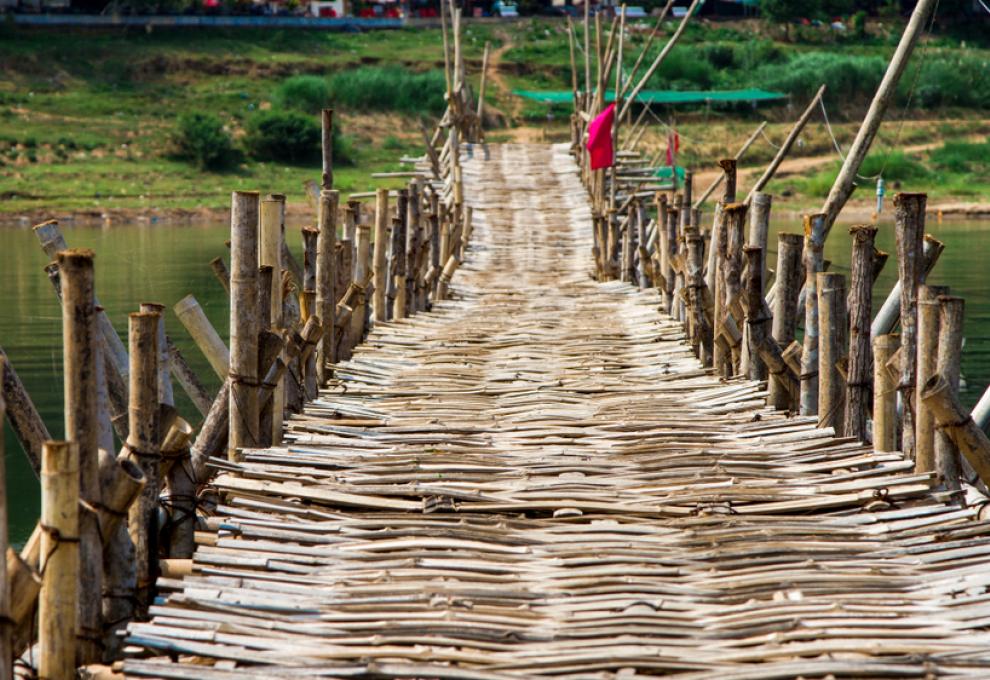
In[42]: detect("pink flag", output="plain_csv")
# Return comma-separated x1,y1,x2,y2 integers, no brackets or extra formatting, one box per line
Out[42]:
586,103,615,171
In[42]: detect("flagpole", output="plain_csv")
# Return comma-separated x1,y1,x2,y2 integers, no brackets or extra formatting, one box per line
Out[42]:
610,5,626,213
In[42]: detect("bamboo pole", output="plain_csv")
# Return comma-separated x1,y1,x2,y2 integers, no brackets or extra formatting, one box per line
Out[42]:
915,284,948,473
743,85,826,204
165,340,211,417
39,440,79,680
229,191,260,461
844,225,878,441
820,0,939,234
174,295,230,380
817,272,847,432
693,122,766,210
260,195,285,330
874,334,899,453
618,0,675,101
743,244,772,384
209,257,230,294
923,373,990,488
140,302,173,409
935,295,965,498
767,232,803,410
372,188,389,323
0,368,10,680
317,190,339,387
163,424,195,559
895,193,926,460
478,41,490,133
800,214,827,416
685,229,713,366
126,311,159,614
619,0,702,120
745,192,772,381
57,248,102,663
0,349,45,475
871,234,944,339
322,109,334,190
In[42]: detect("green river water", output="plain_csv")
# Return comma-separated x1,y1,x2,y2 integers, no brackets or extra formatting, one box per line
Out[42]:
1,217,989,545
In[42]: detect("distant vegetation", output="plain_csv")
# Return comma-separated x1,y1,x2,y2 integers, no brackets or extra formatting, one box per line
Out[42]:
327,67,448,115
171,112,239,170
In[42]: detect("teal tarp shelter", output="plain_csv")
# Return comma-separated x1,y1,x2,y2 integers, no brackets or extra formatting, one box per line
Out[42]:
513,88,787,105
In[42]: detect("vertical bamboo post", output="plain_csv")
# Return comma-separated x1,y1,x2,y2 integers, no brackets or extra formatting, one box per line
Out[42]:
139,302,173,409
345,199,360,243
301,227,319,322
57,248,102,663
666,199,680,317
229,191,260,461
722,202,747,374
743,245,771,385
817,272,847,432
392,190,409,320
935,295,965,499
685,229,713,366
800,213,827,416
350,223,372,350
768,233,802,410
895,193,926,459
874,334,899,453
746,192,771,381
126,311,159,613
260,195,285,329
844,225,878,441
916,284,949,472
0,366,10,680
711,205,729,375
316,190,339,386
258,265,274,331
321,108,334,191
372,188,389,324
406,180,421,313
39,440,79,680
174,295,230,380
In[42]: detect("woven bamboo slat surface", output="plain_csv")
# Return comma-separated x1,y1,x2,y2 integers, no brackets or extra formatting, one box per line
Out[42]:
125,144,990,678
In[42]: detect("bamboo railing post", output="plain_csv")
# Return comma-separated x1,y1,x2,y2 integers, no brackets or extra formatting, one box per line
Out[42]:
711,204,730,376
39,440,79,680
349,224,372,352
874,334,899,453
163,424,195,559
322,109,334,191
935,295,965,499
685,229,713,366
895,193,926,459
209,256,230,294
817,272,847,431
667,199,680,318
229,190,261,461
722,202,747,374
302,227,319,321
406,179,421,313
844,225,878,441
800,213,827,416
260,195,285,330
373,188,389,323
126,311,160,614
743,244,772,383
0,367,10,680
916,284,949,473
57,248,102,663
174,295,230,380
871,234,943,339
316,190,339,386
139,302,173,410
745,192,772,381
392,190,409,319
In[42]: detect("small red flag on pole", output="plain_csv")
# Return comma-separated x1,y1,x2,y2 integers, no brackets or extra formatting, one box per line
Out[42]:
586,103,615,171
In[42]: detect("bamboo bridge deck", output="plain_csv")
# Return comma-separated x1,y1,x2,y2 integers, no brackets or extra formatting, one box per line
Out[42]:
125,144,990,678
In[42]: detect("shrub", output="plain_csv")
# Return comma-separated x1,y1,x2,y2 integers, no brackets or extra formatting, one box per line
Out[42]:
912,56,990,109
273,75,332,114
751,51,886,106
858,151,928,183
646,49,717,90
328,66,447,114
171,112,238,171
930,140,990,173
245,110,321,164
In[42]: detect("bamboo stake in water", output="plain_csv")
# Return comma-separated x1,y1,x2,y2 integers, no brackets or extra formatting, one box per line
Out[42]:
873,334,899,453
894,193,926,459
915,285,949,473
317,190,339,386
935,295,965,500
57,248,102,663
126,311,160,614
845,225,878,441
817,272,847,432
39,440,79,680
229,190,260,461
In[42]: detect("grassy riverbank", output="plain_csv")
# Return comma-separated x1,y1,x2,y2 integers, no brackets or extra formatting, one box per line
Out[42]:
1,19,989,222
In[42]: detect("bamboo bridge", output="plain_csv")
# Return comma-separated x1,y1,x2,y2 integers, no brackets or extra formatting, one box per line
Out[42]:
117,144,990,678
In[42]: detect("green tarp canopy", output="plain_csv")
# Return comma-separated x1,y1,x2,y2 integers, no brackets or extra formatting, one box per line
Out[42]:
513,88,787,105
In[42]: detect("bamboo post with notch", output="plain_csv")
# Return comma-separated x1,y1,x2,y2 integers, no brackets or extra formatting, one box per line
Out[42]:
874,334,899,453
817,272,846,432
57,248,102,663
895,193,926,460
174,295,229,380
800,213,826,416
372,188,389,323
915,284,949,473
126,310,159,614
39,440,78,680
768,233,802,410
844,225,878,441
316,190,339,386
935,295,965,499
229,191,260,461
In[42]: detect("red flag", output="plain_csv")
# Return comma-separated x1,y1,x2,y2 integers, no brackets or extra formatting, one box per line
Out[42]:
586,104,615,171
665,130,680,168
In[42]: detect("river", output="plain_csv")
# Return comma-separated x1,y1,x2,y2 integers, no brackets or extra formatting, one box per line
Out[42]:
1,217,989,544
